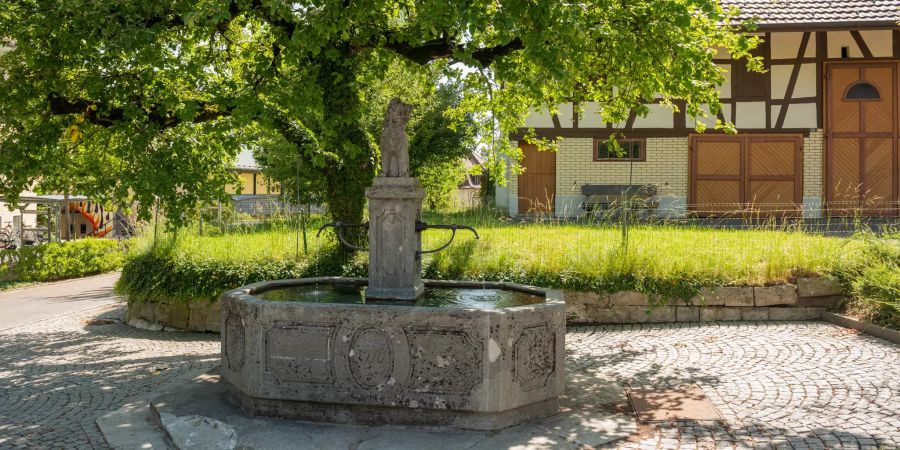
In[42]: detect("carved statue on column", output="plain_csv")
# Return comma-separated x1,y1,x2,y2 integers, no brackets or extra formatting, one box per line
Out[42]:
379,98,413,177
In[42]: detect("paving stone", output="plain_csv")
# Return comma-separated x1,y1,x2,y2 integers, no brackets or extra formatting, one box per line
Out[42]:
3,298,899,449
0,305,219,449
754,285,798,307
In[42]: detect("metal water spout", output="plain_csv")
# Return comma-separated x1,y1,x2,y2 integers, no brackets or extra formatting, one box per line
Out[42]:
318,98,478,300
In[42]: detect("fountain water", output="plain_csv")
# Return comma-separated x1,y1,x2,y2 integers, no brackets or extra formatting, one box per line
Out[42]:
219,99,565,430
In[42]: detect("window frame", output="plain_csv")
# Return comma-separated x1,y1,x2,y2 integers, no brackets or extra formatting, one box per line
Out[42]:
843,81,881,102
593,138,646,162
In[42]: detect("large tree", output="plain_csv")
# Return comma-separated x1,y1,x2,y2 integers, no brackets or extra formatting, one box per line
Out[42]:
0,0,758,227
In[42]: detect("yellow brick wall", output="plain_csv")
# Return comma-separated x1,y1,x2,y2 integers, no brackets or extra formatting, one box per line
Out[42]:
554,137,689,200
503,133,826,217
803,130,824,198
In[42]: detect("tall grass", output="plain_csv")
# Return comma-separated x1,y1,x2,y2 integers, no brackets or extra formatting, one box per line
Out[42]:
120,210,860,303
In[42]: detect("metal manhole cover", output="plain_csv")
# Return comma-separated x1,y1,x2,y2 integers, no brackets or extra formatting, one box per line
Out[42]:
627,386,723,422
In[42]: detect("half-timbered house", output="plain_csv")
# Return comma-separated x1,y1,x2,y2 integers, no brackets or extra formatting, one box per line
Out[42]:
500,1,900,218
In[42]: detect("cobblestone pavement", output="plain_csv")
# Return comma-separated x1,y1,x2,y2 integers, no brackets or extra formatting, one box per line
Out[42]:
567,322,900,450
0,305,219,449
1,304,897,450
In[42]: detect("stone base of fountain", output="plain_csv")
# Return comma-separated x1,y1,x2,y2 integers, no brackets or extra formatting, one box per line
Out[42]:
220,278,565,430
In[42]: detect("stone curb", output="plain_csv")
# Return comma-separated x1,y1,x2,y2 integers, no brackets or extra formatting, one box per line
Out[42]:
821,312,900,345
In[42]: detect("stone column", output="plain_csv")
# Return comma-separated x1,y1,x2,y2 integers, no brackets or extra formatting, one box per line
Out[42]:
365,178,425,300
364,98,425,300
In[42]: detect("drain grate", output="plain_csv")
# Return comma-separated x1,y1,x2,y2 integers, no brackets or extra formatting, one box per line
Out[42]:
627,386,723,422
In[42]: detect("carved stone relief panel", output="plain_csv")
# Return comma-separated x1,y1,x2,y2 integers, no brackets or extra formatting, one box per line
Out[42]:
407,329,483,395
514,324,556,391
266,325,336,384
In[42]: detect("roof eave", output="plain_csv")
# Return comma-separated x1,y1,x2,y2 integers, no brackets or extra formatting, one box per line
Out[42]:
750,20,899,32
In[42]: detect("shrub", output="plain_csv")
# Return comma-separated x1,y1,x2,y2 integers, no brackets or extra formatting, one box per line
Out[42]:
12,239,126,282
834,233,900,329
115,250,364,304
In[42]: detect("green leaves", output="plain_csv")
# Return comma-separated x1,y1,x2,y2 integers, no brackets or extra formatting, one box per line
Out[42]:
0,0,755,227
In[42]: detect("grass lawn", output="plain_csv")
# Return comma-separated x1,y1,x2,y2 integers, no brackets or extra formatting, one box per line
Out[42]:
124,212,862,300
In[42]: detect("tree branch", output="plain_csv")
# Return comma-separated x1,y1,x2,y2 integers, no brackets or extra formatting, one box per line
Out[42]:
48,94,232,129
381,36,523,66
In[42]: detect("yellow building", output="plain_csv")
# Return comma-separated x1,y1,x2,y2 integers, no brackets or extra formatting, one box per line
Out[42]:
227,149,280,196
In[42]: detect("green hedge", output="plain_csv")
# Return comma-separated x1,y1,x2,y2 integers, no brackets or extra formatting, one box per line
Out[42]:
116,248,708,305
10,239,126,282
116,251,366,304
833,234,900,329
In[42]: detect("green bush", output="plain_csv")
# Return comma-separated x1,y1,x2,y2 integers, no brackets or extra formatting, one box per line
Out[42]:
13,239,126,282
834,233,900,329
116,250,364,304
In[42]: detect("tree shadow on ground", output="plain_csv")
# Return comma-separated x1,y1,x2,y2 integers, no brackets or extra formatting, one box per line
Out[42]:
0,306,219,448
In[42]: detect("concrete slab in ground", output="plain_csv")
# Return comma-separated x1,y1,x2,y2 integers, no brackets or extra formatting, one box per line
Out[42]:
628,386,722,422
136,368,635,450
96,401,173,449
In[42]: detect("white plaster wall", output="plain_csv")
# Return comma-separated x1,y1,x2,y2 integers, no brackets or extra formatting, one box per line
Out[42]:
689,104,732,129
859,30,893,57
524,108,555,128
782,103,818,129
771,64,816,100
524,103,578,128
633,104,674,128
735,102,767,128
827,31,862,58
718,64,732,98
770,32,816,59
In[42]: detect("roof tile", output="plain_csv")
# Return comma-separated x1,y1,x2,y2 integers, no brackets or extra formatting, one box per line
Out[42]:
724,0,900,25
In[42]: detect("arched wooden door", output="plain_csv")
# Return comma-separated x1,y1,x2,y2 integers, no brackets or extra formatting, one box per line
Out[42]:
826,63,899,216
517,143,556,215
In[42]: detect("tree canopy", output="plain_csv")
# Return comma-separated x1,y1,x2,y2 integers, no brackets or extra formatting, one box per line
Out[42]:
0,0,758,225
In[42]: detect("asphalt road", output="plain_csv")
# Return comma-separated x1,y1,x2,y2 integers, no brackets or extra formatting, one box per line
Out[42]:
0,272,122,329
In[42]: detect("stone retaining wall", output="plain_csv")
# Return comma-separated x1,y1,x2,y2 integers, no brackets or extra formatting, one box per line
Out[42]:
566,278,845,324
126,277,845,331
125,299,221,332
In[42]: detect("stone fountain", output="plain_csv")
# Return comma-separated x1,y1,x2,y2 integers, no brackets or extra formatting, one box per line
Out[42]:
219,99,565,430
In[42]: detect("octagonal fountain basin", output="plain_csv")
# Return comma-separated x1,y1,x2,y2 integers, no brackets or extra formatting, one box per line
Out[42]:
220,277,565,430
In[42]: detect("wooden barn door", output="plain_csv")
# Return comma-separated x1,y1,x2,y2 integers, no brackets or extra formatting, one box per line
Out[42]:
745,136,803,215
517,143,556,214
690,136,743,215
690,135,802,216
826,64,899,216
